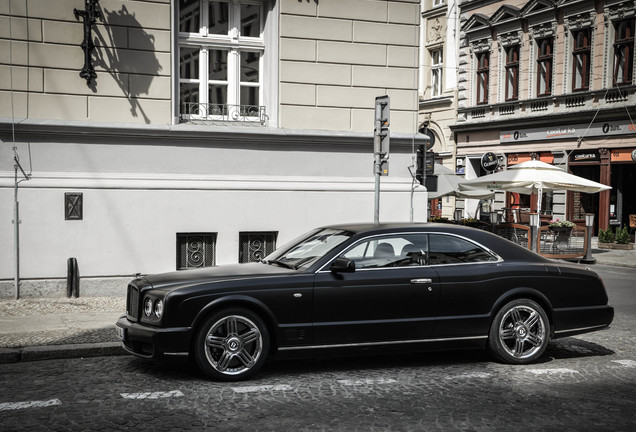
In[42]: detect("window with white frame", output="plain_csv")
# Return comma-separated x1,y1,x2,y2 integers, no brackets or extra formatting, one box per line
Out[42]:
178,0,265,122
572,28,591,92
475,51,489,105
504,45,519,101
613,19,634,86
536,37,553,96
430,48,443,97
433,0,445,7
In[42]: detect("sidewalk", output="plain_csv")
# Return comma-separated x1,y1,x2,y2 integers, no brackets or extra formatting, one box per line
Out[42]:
1,244,634,365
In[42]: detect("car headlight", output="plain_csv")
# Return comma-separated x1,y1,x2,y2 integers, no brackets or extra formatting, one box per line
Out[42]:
144,297,153,317
154,299,163,318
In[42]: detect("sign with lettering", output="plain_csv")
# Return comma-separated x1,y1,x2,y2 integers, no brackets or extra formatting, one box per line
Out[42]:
501,120,636,143
481,152,499,172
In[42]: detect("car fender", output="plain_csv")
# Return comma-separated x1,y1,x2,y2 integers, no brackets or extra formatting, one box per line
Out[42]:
490,287,554,325
191,294,280,339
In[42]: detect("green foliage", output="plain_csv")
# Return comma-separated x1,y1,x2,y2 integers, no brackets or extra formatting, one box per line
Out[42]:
548,219,576,228
615,225,631,244
598,227,615,243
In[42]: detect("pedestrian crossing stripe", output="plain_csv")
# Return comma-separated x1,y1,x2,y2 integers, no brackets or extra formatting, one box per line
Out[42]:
120,390,184,399
0,399,62,411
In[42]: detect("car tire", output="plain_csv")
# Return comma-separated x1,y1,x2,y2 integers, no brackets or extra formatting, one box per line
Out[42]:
488,299,550,364
193,308,269,381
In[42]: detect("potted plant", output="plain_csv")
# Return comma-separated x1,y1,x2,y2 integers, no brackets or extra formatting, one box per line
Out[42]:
598,226,634,250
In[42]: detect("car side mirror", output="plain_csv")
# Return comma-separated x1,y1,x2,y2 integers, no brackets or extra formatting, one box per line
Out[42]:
330,257,356,273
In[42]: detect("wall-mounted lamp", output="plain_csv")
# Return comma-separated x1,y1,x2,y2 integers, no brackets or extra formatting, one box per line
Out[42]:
74,0,101,86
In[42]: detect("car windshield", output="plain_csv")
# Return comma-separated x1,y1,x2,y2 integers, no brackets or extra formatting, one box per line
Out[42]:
264,228,353,270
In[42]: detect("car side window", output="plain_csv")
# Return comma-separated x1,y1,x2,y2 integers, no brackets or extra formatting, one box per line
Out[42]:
428,234,497,265
342,234,429,269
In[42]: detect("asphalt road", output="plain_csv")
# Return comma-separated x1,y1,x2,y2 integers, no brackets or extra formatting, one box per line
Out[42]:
1,264,634,431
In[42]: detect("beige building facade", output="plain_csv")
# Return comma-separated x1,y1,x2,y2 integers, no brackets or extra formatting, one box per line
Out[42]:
0,0,428,297
453,0,636,230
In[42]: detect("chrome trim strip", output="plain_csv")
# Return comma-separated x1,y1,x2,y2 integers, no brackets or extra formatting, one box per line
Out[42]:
163,352,189,357
554,324,609,335
278,335,487,351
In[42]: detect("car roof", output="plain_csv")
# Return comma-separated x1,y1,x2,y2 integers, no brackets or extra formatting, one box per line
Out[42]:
320,222,548,263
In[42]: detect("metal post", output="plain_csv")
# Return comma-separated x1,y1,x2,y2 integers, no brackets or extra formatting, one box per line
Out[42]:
374,153,380,224
582,213,596,264
14,163,20,300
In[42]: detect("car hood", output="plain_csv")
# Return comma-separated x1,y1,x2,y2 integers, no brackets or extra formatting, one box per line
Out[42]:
141,262,299,291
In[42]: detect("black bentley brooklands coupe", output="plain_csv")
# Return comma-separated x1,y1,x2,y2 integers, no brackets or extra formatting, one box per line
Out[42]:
116,223,614,381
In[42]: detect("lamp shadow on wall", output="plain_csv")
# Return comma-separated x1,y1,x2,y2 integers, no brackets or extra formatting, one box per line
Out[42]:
92,5,162,124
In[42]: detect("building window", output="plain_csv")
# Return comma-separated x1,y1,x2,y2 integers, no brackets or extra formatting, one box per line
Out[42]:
430,49,443,97
178,0,265,122
433,0,445,7
177,233,217,269
476,52,489,105
239,232,277,263
572,28,591,91
613,20,634,86
537,38,553,96
505,45,519,101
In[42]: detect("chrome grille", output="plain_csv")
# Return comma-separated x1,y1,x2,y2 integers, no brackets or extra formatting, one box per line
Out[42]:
126,284,140,321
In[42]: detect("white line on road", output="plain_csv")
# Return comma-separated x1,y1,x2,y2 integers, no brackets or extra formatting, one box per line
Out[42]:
612,359,636,368
0,399,62,411
120,390,184,400
337,378,398,386
526,368,579,375
445,372,493,380
232,384,293,393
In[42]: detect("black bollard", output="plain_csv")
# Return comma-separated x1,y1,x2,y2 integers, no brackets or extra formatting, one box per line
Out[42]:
67,258,80,298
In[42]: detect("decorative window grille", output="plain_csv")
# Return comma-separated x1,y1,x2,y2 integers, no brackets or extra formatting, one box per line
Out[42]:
177,233,217,270
239,232,277,263
476,52,489,105
178,0,265,122
572,28,591,91
430,49,443,97
537,38,553,96
613,20,634,86
505,45,519,101
65,193,83,220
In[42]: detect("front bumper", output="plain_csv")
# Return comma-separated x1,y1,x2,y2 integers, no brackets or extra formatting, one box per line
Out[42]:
116,315,193,360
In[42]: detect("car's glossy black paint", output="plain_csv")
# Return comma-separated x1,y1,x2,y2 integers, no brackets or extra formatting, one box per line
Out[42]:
116,223,614,376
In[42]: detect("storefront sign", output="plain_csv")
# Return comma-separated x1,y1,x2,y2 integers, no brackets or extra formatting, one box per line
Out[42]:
481,152,499,171
611,148,636,162
570,150,600,163
500,119,636,143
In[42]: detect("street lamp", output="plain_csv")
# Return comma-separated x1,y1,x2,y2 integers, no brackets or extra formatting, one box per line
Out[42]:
582,213,596,264
529,213,539,252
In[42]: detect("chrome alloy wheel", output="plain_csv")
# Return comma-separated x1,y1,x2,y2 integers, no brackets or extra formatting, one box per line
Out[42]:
497,304,547,360
204,314,263,376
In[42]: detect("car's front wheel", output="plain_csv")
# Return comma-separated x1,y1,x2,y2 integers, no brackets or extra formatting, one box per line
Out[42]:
194,308,269,381
488,299,549,364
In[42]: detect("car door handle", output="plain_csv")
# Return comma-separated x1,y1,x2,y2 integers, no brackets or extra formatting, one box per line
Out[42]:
411,278,432,284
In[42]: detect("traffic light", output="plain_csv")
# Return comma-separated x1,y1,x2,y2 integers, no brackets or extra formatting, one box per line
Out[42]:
416,144,425,185
374,95,390,156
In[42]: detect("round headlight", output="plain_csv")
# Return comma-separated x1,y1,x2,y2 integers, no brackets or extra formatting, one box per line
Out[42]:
144,297,153,317
154,299,163,318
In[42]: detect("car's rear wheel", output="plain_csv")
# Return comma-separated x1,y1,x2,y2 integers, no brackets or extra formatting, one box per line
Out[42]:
194,308,269,381
488,299,549,364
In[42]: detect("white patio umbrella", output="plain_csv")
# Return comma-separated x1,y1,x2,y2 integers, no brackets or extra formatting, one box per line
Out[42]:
428,163,495,200
458,160,611,215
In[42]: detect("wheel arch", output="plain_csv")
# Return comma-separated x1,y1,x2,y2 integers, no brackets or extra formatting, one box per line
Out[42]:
190,295,280,354
490,288,555,334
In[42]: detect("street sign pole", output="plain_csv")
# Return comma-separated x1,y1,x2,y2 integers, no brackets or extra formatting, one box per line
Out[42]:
373,96,390,224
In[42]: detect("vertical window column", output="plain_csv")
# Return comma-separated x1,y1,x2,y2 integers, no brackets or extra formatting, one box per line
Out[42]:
572,28,591,91
476,51,489,105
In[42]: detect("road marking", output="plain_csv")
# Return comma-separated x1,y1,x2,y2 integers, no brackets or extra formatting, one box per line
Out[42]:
337,378,398,386
232,384,293,393
120,390,184,400
526,368,579,375
445,372,493,380
0,399,62,411
612,360,636,368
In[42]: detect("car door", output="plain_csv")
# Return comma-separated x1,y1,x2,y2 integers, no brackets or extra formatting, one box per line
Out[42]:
312,233,439,345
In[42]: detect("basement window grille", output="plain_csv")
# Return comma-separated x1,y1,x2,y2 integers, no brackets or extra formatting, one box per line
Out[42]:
239,232,277,263
177,233,217,270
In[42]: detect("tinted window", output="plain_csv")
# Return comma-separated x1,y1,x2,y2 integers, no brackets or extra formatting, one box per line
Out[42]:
428,234,497,265
342,234,429,269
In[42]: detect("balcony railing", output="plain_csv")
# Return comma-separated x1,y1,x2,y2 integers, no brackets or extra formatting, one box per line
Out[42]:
180,103,268,125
